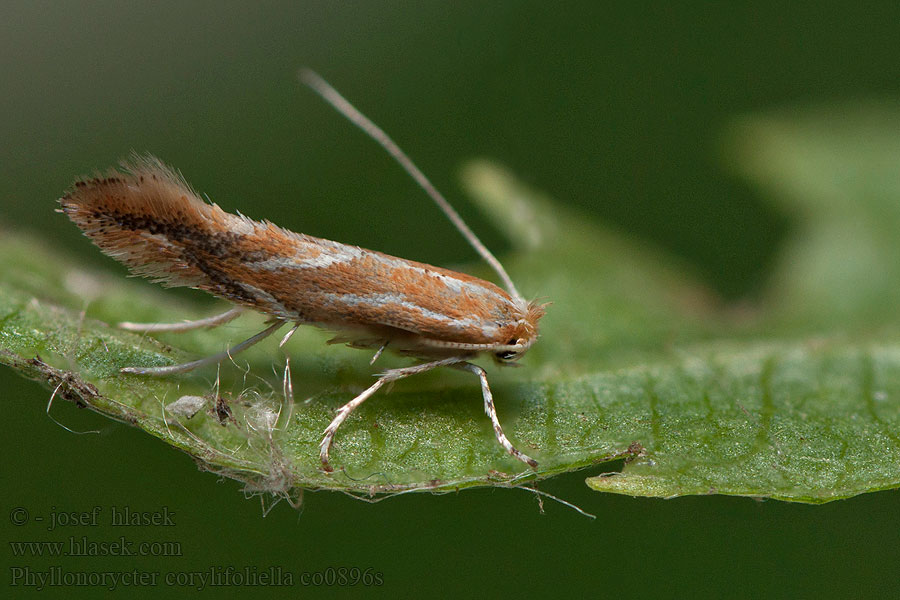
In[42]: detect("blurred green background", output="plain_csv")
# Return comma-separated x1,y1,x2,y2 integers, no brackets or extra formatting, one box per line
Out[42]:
2,2,899,597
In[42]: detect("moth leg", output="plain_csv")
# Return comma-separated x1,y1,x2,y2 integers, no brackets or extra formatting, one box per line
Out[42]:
369,341,388,365
121,320,285,376
119,307,244,333
454,362,538,469
319,356,465,472
279,322,303,348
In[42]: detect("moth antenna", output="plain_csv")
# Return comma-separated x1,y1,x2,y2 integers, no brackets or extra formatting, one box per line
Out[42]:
299,68,523,303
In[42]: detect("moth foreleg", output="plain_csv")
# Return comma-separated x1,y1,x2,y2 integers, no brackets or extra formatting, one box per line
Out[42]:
454,362,537,469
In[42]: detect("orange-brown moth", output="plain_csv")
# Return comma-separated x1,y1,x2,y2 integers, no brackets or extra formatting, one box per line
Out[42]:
59,70,546,472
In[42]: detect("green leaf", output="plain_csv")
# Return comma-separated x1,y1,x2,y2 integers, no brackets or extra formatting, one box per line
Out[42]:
583,342,900,503
2,103,899,504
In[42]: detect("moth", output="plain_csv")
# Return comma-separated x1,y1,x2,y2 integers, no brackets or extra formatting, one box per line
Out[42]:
59,70,546,472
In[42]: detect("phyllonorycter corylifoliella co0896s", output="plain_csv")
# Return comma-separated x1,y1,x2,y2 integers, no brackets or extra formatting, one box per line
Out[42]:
58,70,547,473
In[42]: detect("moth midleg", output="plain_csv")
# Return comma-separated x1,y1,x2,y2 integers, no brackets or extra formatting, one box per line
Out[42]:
453,362,537,468
121,320,285,376
319,356,466,472
119,307,245,333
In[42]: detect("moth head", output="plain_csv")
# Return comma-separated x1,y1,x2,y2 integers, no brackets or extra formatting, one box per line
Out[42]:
492,300,548,364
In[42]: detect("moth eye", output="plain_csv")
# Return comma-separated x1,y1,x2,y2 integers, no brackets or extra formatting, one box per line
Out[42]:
496,350,518,361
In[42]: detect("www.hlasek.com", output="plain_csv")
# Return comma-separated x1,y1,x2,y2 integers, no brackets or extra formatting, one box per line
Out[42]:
10,536,182,558
9,566,385,590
